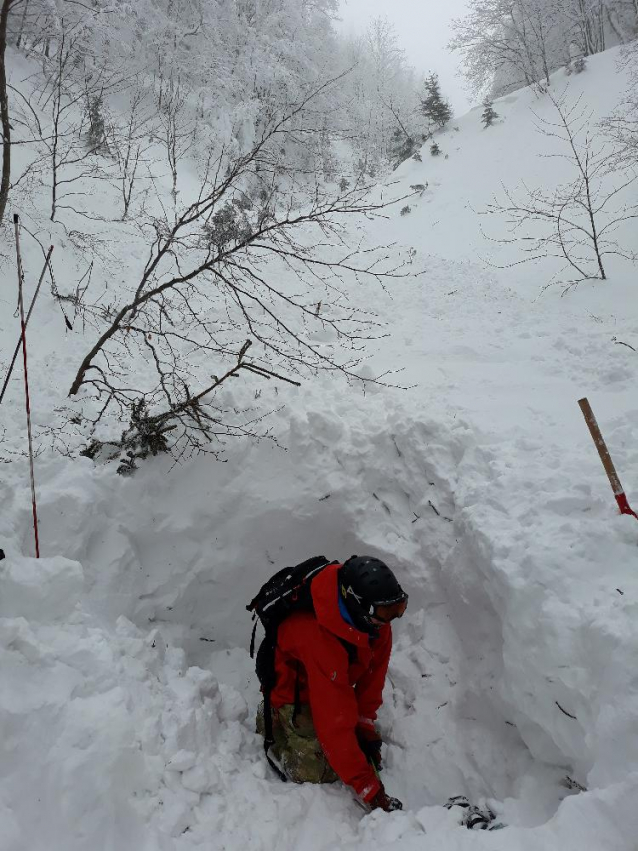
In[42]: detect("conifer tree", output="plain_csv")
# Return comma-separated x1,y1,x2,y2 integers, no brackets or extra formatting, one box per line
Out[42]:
481,98,498,128
430,141,441,156
421,73,452,129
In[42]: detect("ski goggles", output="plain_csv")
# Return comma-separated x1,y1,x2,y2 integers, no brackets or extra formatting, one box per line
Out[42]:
371,596,408,624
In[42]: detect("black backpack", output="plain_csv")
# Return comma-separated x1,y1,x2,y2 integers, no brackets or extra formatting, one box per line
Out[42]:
247,555,337,779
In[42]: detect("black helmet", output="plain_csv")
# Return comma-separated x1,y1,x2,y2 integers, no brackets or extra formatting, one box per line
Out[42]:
339,555,408,635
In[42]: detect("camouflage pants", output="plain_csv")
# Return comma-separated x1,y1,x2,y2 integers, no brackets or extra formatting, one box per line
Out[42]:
256,702,339,785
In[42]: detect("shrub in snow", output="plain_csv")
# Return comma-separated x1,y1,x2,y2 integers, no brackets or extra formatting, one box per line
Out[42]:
410,183,427,195
566,56,587,75
204,203,253,252
566,41,587,76
356,156,380,180
82,399,173,475
390,128,420,168
482,98,499,128
430,141,442,156
339,177,350,192
412,150,423,162
400,205,412,215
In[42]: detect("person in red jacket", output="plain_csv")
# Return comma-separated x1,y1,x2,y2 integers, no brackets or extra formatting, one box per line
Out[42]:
258,556,408,812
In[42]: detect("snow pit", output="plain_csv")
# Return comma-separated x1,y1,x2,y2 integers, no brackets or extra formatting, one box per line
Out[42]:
0,395,601,850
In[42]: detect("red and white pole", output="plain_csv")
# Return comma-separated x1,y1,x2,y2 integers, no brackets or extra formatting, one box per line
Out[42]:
578,397,637,521
0,245,53,407
13,213,41,557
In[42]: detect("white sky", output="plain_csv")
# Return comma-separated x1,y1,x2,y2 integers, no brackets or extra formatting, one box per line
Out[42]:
337,0,473,113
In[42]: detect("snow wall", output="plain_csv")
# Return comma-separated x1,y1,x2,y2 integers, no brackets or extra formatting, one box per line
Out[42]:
2,382,638,849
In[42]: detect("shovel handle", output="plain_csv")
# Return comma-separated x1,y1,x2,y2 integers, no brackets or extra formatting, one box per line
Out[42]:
578,397,624,496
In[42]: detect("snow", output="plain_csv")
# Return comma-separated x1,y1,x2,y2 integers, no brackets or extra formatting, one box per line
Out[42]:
1,46,637,851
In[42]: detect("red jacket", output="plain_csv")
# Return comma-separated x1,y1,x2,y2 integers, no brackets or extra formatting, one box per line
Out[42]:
271,563,391,802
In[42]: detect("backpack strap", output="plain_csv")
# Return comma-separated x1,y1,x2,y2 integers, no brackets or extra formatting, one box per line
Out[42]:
263,688,287,783
250,617,258,659
291,661,302,728
259,624,288,782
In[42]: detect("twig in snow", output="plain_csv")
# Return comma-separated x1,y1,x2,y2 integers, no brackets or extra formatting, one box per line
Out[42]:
372,492,391,515
555,700,577,720
612,338,636,352
562,775,587,792
428,500,453,522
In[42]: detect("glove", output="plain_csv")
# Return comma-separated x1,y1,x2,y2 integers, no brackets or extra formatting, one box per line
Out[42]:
357,732,383,771
368,786,403,813
356,722,383,771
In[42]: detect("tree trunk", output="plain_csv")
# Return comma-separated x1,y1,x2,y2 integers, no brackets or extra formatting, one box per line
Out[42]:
0,0,14,226
15,0,27,49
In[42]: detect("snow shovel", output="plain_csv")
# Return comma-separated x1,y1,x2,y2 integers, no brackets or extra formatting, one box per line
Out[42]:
578,398,637,520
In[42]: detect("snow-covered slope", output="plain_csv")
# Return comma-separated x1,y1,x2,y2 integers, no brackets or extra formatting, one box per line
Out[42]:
1,48,637,851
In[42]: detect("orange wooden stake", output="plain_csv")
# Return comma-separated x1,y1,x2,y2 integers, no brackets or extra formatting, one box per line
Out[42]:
578,397,637,520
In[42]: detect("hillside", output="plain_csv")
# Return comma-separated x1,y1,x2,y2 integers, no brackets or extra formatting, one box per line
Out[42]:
1,44,637,851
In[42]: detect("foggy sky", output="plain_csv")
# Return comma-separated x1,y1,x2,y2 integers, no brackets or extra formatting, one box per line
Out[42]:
337,0,473,113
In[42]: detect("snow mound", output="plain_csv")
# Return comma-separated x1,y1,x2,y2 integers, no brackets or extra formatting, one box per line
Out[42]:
0,555,82,620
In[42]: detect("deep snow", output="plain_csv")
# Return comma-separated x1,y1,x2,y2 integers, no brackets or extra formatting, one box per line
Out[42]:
1,48,637,851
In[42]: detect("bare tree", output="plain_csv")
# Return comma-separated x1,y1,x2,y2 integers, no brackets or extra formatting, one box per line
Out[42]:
0,0,17,225
14,0,28,49
66,79,412,462
451,0,637,97
32,27,123,221
573,0,606,55
80,340,301,474
482,94,637,287
108,84,157,219
0,8,424,464
451,0,560,96
158,74,192,203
